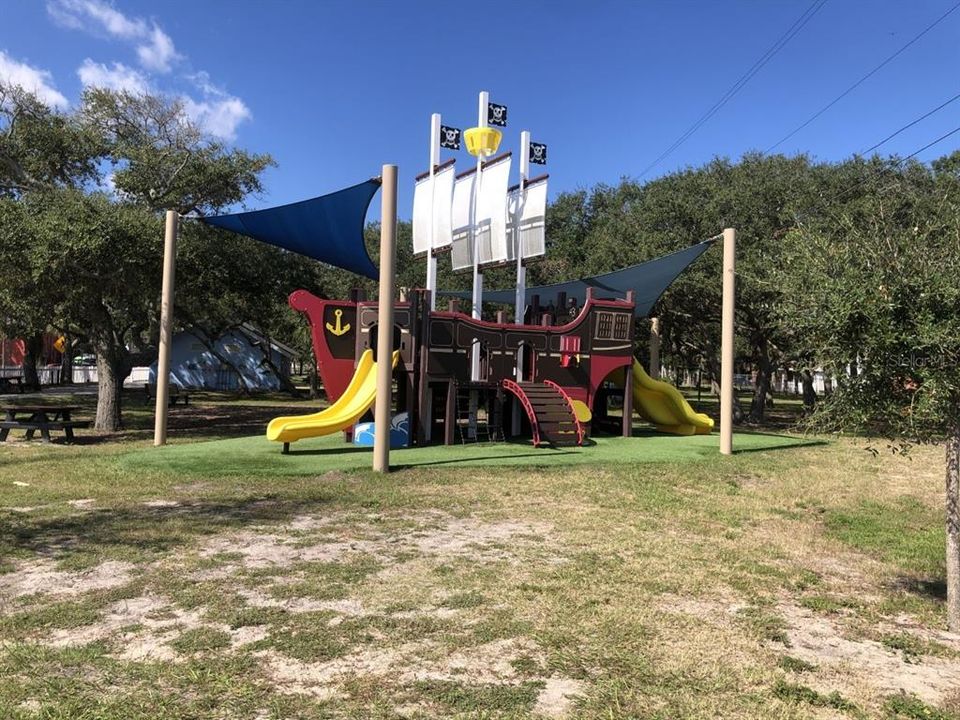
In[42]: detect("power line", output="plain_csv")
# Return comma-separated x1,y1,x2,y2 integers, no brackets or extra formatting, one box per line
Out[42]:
767,0,960,153
638,0,827,179
813,122,960,213
859,91,960,155
902,123,960,160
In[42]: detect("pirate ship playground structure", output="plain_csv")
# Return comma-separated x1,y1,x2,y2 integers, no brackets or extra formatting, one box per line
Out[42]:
202,91,717,454
286,282,670,450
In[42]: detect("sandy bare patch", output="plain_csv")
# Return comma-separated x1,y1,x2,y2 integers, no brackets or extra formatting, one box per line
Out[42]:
189,566,237,581
416,637,538,683
47,594,204,663
237,586,368,617
391,605,462,621
656,593,748,621
142,499,180,508
67,498,96,509
534,677,586,718
45,595,170,647
660,593,960,704
0,559,135,600
883,613,960,651
199,531,375,569
258,637,545,699
229,624,270,648
407,518,549,558
7,506,35,513
779,602,960,704
198,512,553,572
43,592,264,661
287,514,332,532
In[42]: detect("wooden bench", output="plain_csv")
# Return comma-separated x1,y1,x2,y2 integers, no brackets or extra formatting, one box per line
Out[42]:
0,419,91,443
144,383,190,407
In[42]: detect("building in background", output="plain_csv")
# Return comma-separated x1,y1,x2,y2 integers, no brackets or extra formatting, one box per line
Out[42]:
138,325,296,392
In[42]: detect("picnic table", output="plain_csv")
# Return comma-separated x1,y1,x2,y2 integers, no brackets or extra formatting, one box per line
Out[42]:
0,376,24,394
0,405,90,443
143,383,190,407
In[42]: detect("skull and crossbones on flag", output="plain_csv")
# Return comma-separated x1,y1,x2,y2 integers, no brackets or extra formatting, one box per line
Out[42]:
529,142,547,165
440,125,461,150
487,102,507,127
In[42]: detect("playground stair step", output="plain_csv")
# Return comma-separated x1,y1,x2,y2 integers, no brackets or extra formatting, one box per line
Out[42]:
515,381,582,447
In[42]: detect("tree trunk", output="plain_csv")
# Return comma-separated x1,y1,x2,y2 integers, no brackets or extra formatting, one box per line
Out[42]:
94,340,131,432
749,342,774,424
801,370,817,412
190,329,253,394
308,350,320,400
59,334,73,385
947,425,960,632
708,360,744,423
21,333,43,391
257,337,300,397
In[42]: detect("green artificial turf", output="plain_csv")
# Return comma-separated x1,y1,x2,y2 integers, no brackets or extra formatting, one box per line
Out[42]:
120,428,821,478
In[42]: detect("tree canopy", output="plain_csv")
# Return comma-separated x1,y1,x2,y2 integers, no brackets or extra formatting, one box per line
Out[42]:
0,83,314,429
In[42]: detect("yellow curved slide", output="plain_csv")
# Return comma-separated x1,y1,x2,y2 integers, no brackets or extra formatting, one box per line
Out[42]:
629,359,714,436
266,349,400,445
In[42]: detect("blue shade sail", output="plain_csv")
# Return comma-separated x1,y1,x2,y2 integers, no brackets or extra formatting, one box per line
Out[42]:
441,240,716,317
202,179,382,279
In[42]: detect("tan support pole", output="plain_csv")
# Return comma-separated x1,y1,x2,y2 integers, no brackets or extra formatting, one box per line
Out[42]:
373,165,398,473
154,210,178,446
649,317,661,380
720,227,736,455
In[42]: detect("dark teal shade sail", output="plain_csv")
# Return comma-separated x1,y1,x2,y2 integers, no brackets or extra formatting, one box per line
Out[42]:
440,240,715,317
202,179,382,279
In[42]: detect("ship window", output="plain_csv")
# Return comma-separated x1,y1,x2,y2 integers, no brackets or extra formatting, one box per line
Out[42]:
613,314,630,340
596,313,613,339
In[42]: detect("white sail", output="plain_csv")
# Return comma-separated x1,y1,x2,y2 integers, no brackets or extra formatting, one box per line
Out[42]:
506,175,548,262
450,170,475,271
412,163,455,255
412,173,431,256
432,163,454,249
475,154,511,266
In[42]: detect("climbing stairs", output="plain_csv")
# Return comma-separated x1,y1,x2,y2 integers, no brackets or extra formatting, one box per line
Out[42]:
502,380,585,447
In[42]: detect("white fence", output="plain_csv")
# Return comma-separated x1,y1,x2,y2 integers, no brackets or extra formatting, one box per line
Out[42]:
666,368,835,395
1,365,155,386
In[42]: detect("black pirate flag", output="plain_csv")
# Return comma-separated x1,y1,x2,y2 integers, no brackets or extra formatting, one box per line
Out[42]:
487,102,507,127
439,125,461,150
529,142,547,165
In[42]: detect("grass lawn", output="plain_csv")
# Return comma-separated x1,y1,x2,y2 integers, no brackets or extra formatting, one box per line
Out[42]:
121,429,819,477
1,390,958,719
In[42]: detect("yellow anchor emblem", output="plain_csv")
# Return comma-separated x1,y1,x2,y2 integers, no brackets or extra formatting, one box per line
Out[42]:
326,309,351,337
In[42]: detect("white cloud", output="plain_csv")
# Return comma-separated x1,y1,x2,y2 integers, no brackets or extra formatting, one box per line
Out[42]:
48,0,180,73
0,50,69,108
47,0,149,40
77,58,150,94
186,70,218,97
136,25,178,73
48,0,144,38
181,94,251,141
45,1,252,140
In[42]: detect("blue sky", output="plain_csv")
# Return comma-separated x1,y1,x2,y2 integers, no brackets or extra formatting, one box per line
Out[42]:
3,0,960,220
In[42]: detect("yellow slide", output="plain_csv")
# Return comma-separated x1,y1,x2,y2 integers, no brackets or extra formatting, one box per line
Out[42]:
266,349,400,445
629,359,714,436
